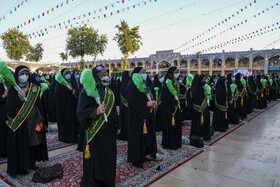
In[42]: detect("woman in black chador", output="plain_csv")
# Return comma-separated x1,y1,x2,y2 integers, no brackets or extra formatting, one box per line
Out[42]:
179,75,188,121
152,74,164,131
77,66,120,187
256,75,267,109
226,74,234,124
161,67,182,150
213,77,228,132
48,77,57,122
127,67,158,168
55,68,79,143
6,65,48,176
0,75,8,158
117,70,129,141
190,74,211,141
247,76,257,113
230,73,241,124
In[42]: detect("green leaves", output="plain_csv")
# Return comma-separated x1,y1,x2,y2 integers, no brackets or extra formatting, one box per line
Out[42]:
114,20,143,70
59,52,68,63
66,25,108,70
26,43,44,62
1,28,31,61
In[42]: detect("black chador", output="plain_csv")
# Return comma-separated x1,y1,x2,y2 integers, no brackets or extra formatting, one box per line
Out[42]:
117,71,129,141
213,77,228,132
161,67,182,150
230,74,241,124
48,78,57,122
152,74,164,131
179,76,188,121
0,81,8,158
256,75,267,109
190,74,211,141
55,68,79,143
237,76,247,120
77,66,119,187
6,66,48,176
247,76,257,113
226,74,234,124
127,67,157,168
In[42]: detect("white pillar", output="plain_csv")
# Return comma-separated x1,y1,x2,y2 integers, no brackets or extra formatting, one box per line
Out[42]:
210,56,213,76
265,53,268,74
249,53,253,70
198,56,201,74
222,54,225,76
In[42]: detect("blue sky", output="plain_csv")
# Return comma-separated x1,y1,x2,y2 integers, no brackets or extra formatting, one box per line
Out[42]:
0,0,279,63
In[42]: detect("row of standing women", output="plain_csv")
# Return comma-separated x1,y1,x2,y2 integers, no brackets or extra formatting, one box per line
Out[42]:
1,64,280,186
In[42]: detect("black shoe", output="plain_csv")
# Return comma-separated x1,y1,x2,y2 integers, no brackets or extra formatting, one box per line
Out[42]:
132,162,143,169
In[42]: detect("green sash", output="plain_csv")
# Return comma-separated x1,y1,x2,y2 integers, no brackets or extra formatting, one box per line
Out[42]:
239,88,246,98
6,83,40,132
193,98,207,114
157,94,162,106
215,96,227,112
248,88,257,95
86,87,115,144
120,94,128,108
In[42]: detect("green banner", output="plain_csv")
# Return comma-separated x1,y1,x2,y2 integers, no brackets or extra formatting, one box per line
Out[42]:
120,94,128,108
7,83,40,132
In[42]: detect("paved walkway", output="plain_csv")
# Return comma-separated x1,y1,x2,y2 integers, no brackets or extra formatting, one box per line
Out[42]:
152,102,280,187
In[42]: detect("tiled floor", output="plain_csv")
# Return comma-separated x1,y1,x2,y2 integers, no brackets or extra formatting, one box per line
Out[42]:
151,102,280,187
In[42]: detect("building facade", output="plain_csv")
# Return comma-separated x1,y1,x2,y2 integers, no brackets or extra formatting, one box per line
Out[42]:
64,48,280,75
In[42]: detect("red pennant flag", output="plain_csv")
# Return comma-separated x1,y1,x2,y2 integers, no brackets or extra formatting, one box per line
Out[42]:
105,6,108,10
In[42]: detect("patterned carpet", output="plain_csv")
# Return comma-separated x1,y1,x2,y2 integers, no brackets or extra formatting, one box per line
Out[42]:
0,138,202,186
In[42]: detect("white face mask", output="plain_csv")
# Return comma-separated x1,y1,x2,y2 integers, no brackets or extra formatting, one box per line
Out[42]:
18,74,29,83
159,77,164,83
174,73,180,80
141,74,147,81
101,76,110,86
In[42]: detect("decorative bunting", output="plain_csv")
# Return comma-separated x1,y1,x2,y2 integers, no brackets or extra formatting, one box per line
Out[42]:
175,1,279,51
27,0,156,39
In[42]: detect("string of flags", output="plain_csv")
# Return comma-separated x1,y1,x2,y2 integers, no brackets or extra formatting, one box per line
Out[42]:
179,21,280,59
12,0,123,30
26,0,157,39
180,2,280,53
175,0,259,51
0,0,28,22
264,38,280,48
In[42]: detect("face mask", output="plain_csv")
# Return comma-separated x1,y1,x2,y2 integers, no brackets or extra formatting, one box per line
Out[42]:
36,77,41,82
101,76,110,86
179,80,183,85
65,74,71,80
151,78,154,82
75,75,80,79
141,74,147,81
232,77,235,82
159,77,164,83
174,73,180,79
18,74,29,83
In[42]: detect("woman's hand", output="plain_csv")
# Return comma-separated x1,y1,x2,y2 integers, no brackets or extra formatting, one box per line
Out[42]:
72,90,76,95
97,104,105,115
18,90,25,100
117,129,121,135
147,101,157,107
1,90,8,99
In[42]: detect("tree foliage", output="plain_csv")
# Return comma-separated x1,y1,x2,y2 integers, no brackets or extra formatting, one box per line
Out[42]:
113,20,142,70
90,32,108,67
59,52,68,65
66,25,107,70
1,28,31,61
26,43,44,62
